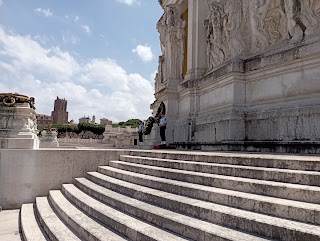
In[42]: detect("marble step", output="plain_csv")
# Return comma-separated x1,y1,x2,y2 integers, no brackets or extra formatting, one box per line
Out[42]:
128,150,320,171
35,197,81,241
86,171,320,225
92,169,320,241
20,204,48,241
119,155,320,186
107,161,320,204
61,183,189,241
48,190,127,241
74,177,270,241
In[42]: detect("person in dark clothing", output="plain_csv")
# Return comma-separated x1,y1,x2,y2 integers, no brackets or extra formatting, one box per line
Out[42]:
138,121,144,144
159,114,168,145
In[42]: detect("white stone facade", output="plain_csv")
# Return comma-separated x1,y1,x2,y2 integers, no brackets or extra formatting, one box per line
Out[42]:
154,0,320,152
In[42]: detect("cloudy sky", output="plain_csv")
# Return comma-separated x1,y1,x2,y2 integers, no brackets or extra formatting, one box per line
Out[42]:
0,0,163,122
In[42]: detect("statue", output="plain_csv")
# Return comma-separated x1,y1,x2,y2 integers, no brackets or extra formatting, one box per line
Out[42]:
143,102,166,135
284,0,305,42
301,0,320,36
158,5,186,81
223,0,246,57
205,0,229,70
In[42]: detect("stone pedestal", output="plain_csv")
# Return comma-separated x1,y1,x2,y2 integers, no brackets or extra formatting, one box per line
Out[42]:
39,129,59,148
141,124,160,149
0,102,39,149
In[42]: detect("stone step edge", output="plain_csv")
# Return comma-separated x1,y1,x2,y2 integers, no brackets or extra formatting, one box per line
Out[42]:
120,155,320,186
120,155,320,175
75,178,271,241
86,171,320,225
61,183,188,241
20,204,48,241
108,161,320,203
128,150,320,171
35,197,81,241
48,190,127,241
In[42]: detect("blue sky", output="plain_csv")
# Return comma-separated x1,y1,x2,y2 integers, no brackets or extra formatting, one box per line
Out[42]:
0,0,163,122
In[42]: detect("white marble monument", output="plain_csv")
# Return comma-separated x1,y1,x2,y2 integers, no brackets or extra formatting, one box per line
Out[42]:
39,128,59,148
0,93,39,149
154,0,320,153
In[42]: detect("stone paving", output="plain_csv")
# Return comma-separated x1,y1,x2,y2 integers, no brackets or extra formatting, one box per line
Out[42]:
0,209,22,241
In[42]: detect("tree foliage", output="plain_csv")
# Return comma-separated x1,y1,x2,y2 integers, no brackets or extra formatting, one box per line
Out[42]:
115,119,141,128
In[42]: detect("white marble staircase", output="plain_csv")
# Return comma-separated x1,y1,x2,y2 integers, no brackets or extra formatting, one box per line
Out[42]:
21,150,320,240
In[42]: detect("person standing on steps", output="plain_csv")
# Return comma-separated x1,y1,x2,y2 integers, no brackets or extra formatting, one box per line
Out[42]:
138,121,145,145
159,114,168,145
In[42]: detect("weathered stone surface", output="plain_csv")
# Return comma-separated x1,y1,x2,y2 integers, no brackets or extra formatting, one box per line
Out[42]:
152,1,320,152
16,150,320,240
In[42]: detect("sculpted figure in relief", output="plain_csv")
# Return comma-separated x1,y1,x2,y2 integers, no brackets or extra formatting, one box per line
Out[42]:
284,0,304,42
300,0,320,36
244,0,268,53
246,0,287,53
154,55,165,91
205,0,228,71
222,0,246,58
157,5,186,81
263,0,288,45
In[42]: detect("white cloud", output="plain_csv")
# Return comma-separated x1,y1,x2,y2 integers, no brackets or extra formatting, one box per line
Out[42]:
34,8,53,17
65,15,80,23
62,32,80,45
117,0,140,6
0,0,5,7
132,44,154,62
0,26,154,122
81,25,91,34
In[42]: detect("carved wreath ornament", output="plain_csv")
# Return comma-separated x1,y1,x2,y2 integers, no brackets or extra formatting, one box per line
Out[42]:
0,93,36,109
3,96,16,107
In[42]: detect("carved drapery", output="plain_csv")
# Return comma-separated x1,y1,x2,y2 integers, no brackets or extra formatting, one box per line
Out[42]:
156,4,186,87
204,0,320,72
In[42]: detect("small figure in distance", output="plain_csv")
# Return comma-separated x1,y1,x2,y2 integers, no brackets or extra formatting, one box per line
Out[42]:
138,121,145,145
159,114,168,145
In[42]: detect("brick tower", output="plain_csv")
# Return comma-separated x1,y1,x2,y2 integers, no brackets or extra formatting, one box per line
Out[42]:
51,97,68,124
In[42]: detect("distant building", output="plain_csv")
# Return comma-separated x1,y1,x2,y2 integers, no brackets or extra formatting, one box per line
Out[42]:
100,118,112,126
79,116,90,124
51,97,68,124
36,114,53,127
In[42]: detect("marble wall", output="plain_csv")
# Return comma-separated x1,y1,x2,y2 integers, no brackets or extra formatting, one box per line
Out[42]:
155,0,320,148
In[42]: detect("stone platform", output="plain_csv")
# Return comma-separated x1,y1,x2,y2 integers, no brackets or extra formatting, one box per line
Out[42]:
18,150,320,240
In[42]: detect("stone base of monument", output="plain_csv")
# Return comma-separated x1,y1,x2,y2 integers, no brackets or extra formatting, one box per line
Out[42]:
174,141,320,154
0,138,39,149
0,96,39,149
137,125,161,149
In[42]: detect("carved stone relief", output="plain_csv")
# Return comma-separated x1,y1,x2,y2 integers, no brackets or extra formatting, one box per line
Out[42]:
204,0,320,72
301,0,320,36
156,4,186,85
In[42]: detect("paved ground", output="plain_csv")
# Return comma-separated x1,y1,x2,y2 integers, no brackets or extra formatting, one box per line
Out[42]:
0,210,22,241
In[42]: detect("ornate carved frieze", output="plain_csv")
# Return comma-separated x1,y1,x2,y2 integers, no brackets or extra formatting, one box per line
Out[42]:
204,0,320,72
